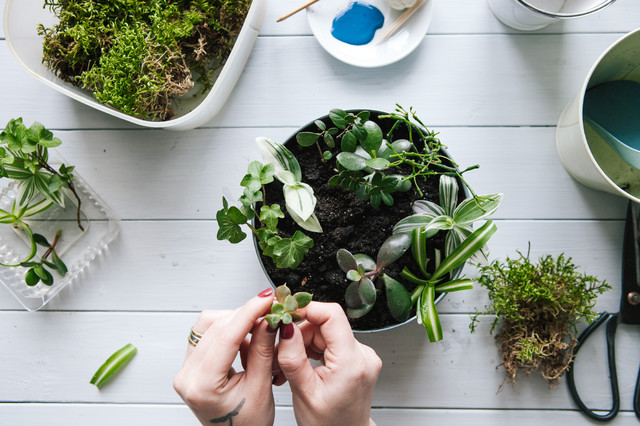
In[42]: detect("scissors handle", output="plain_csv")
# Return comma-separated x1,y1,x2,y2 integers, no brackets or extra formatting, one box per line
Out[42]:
567,311,620,422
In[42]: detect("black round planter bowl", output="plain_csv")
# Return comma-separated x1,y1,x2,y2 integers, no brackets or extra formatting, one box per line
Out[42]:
253,109,468,333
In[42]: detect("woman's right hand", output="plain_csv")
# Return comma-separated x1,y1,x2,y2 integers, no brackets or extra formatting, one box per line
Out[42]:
276,302,382,426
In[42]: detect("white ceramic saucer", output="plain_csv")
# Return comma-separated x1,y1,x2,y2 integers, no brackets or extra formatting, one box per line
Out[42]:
307,0,434,68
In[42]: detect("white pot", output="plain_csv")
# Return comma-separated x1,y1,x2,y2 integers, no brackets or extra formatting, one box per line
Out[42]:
3,0,267,130
556,28,640,203
487,0,615,31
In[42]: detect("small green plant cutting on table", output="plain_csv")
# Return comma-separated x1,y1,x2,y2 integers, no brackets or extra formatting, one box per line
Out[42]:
0,118,83,287
217,106,503,341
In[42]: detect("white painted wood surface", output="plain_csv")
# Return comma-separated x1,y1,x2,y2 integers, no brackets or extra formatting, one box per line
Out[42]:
1,0,640,424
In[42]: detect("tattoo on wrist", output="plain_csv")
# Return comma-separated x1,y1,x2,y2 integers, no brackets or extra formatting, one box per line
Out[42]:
210,398,245,425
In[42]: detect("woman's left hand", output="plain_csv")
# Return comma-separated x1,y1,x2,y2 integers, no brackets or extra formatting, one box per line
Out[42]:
173,288,277,426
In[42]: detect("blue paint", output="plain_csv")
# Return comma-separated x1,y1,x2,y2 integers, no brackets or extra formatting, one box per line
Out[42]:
584,80,640,167
331,1,384,46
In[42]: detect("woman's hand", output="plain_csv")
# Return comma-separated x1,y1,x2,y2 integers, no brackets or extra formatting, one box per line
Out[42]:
173,289,277,426
276,302,382,426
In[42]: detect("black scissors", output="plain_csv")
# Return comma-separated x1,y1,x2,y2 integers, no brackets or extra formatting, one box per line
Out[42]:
567,201,640,421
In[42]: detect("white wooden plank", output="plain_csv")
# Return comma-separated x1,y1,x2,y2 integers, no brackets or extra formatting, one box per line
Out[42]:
3,404,640,426
260,0,640,36
0,311,638,411
0,125,622,222
3,0,639,39
0,220,625,312
0,33,626,129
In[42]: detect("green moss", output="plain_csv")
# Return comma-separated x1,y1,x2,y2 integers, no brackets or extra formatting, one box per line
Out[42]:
473,251,611,384
38,0,251,120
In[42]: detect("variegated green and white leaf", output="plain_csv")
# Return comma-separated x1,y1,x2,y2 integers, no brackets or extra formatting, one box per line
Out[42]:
439,175,458,217
400,266,429,285
393,213,452,235
288,208,323,233
412,199,445,216
283,182,316,221
275,170,297,186
436,279,473,293
449,226,489,265
22,198,55,218
256,137,302,182
411,228,429,277
0,208,16,224
0,221,37,267
453,193,503,226
432,220,497,281
420,284,443,342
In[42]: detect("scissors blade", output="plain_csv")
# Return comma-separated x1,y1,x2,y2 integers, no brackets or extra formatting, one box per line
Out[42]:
621,201,640,324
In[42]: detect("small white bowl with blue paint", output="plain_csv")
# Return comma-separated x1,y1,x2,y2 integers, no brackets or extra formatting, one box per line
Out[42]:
306,0,434,67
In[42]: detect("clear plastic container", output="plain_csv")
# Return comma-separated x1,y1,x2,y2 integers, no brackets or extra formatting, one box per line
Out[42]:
3,0,267,130
0,153,120,310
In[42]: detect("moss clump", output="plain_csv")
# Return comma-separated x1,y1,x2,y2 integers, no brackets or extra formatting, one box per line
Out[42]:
38,0,250,120
473,251,611,385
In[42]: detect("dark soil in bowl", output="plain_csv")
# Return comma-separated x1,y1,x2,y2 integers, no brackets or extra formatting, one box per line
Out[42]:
258,111,465,331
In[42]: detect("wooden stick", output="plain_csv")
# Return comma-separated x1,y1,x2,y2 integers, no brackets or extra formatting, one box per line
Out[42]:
277,0,320,22
377,0,427,44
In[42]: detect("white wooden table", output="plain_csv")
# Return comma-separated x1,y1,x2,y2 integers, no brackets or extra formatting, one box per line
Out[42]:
1,0,640,424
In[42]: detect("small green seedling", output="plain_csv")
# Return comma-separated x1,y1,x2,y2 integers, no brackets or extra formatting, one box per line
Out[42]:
265,284,312,329
90,343,137,389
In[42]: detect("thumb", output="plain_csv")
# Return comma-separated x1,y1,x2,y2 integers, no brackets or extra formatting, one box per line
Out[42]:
277,323,316,390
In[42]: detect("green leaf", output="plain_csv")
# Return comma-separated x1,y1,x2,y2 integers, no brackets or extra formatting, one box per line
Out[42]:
346,269,362,281
32,233,50,247
271,302,285,314
322,150,333,161
432,220,497,281
283,182,316,222
265,314,282,329
216,198,248,244
358,277,376,305
382,274,411,322
260,204,285,231
411,228,429,277
418,285,443,342
365,157,390,171
400,266,429,285
294,292,312,309
323,133,335,149
329,109,347,129
239,188,262,206
256,137,302,182
336,248,358,272
51,251,68,276
436,279,473,292
47,174,65,194
376,233,411,268
296,132,320,147
453,193,503,226
314,120,326,131
90,343,137,388
275,284,291,304
25,268,40,286
40,267,54,286
272,231,314,269
281,313,293,324
356,111,370,122
439,175,459,218
336,152,367,171
241,161,273,192
341,130,357,152
354,253,376,272
361,121,383,154
345,281,363,308
283,295,298,312
347,303,374,319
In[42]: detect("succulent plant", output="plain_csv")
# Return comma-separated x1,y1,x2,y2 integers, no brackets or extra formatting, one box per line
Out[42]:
265,284,313,329
336,233,412,320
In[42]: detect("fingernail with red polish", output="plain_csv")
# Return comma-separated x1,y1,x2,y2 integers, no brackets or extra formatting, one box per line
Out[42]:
280,323,294,340
258,288,273,298
266,323,278,333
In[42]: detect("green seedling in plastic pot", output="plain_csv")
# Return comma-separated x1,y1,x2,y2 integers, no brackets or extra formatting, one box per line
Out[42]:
265,284,312,329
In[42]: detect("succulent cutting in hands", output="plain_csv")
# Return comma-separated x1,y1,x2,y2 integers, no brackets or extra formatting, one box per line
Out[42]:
265,284,312,330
